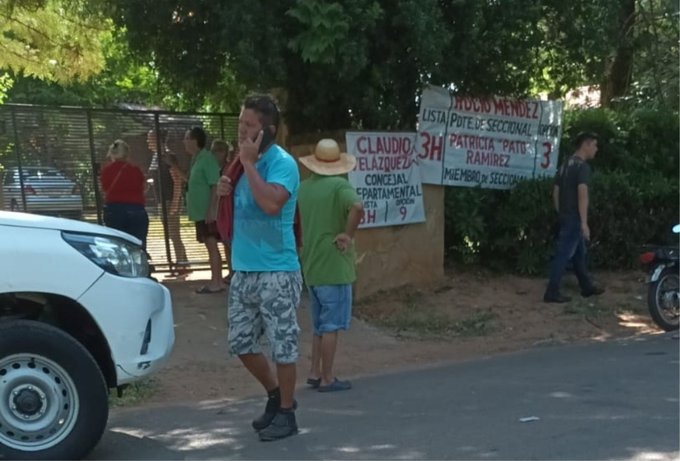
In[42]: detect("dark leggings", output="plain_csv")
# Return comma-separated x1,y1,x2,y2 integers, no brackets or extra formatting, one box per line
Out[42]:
103,203,149,248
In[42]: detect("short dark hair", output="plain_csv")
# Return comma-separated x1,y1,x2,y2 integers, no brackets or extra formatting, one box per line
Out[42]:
243,94,280,134
574,131,598,149
188,126,207,149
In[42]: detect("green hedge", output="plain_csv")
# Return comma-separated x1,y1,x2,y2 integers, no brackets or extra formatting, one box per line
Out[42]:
444,107,679,275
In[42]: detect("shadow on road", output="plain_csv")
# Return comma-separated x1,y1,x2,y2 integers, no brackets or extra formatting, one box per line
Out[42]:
90,333,679,460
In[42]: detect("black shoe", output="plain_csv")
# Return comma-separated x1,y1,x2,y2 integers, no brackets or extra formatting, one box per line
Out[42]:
252,398,297,431
543,293,572,303
582,286,605,298
258,409,298,441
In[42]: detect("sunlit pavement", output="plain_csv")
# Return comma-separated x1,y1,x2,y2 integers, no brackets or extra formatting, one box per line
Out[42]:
90,333,679,460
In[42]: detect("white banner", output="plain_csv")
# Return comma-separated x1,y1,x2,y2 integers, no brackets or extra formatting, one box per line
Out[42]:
416,85,564,189
346,132,426,228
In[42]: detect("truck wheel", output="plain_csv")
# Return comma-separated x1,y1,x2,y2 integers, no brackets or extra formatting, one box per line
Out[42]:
0,320,109,460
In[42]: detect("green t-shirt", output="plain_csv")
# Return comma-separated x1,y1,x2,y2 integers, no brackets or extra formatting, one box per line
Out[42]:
298,173,361,286
186,148,220,222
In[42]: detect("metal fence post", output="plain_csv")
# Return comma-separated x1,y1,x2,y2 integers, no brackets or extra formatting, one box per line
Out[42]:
10,107,27,212
153,114,174,272
86,110,103,224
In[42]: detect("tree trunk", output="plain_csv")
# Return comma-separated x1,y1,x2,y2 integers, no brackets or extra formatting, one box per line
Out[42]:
600,0,636,107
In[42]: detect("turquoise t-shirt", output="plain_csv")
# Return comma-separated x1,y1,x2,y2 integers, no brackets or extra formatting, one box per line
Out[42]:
187,148,220,222
232,144,300,272
298,174,360,286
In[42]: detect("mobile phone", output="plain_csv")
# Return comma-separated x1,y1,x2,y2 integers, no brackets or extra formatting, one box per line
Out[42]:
258,127,275,153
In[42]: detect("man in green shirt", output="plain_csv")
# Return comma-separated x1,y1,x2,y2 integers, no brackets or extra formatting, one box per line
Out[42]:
184,126,225,294
298,139,364,392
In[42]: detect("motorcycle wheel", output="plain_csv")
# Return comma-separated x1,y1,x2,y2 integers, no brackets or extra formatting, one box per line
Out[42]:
648,267,680,331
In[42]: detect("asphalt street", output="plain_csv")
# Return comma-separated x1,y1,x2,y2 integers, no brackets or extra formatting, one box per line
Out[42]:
89,333,679,460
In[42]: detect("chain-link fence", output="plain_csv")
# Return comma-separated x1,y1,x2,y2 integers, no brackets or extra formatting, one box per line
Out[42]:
0,104,238,273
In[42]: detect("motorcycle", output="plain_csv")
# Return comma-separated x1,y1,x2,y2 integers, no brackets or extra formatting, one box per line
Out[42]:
639,224,679,331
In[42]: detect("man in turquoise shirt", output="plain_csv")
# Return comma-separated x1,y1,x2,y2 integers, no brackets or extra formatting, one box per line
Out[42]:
217,95,301,441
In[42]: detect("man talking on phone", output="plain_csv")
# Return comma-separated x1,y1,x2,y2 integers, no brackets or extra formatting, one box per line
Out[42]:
216,94,302,441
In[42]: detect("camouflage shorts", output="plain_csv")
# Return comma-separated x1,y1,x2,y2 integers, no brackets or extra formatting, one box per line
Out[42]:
227,271,302,364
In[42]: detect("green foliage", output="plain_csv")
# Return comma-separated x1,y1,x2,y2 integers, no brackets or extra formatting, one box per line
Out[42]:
5,26,187,108
444,187,494,265
589,170,678,268
626,0,679,109
563,107,679,177
108,378,157,407
444,179,557,275
445,106,679,274
491,179,557,275
110,0,677,134
5,0,674,128
286,1,354,65
0,0,109,83
0,72,12,103
623,107,679,177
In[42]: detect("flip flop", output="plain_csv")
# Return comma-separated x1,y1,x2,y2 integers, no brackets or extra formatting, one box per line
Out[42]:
318,378,351,392
306,377,321,389
195,286,225,294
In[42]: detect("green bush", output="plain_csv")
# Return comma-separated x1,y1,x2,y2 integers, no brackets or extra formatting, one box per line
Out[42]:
590,171,679,268
487,178,556,275
444,107,679,275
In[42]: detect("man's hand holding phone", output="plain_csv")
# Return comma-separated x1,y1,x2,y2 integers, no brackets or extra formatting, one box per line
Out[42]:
239,130,262,165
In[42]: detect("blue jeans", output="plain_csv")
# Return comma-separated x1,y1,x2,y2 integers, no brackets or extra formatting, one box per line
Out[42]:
103,203,149,248
545,215,594,297
308,284,353,336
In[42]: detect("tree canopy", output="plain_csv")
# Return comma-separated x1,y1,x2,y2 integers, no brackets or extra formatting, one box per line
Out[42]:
2,0,677,134
0,0,110,83
112,0,678,134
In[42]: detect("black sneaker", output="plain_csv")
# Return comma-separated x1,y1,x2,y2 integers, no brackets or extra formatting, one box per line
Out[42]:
252,399,297,431
543,293,572,303
582,286,605,298
258,410,298,442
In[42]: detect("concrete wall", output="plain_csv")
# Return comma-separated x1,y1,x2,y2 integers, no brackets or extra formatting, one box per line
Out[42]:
289,141,445,300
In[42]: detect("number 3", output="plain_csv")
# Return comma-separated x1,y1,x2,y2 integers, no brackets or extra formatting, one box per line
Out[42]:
540,142,552,169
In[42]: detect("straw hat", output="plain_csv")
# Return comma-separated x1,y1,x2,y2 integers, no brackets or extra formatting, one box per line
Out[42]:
299,139,356,176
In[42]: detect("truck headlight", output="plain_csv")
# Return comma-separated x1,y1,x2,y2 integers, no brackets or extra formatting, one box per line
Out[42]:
62,232,150,277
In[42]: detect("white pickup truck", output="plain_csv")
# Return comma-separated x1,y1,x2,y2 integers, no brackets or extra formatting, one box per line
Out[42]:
0,211,175,460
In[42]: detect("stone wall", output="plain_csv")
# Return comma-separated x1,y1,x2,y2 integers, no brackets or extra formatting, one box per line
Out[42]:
289,141,445,300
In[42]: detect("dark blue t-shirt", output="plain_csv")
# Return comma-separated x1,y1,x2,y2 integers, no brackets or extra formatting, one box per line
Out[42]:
555,155,591,218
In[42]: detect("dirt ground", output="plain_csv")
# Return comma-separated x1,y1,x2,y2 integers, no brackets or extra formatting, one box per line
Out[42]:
142,269,661,406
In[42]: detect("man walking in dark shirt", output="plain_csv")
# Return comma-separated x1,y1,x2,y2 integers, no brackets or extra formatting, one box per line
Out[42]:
544,132,605,303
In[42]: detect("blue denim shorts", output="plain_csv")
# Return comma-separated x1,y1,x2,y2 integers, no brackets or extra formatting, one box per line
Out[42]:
308,284,353,335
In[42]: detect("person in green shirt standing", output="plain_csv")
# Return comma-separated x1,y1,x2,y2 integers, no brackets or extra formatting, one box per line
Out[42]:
184,126,225,294
298,139,364,392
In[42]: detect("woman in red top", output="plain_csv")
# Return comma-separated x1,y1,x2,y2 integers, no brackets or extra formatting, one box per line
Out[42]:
100,139,149,247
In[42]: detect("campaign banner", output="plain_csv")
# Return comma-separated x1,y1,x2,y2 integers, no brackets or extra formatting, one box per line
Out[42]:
346,131,426,228
416,85,564,189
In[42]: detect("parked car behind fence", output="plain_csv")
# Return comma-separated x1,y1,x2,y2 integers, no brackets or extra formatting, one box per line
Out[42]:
1,166,83,220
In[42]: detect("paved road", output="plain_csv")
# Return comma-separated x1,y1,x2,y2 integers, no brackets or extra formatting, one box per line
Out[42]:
89,333,679,460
